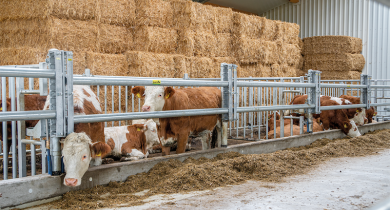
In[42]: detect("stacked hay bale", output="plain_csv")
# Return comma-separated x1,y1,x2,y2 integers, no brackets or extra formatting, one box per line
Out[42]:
302,36,365,80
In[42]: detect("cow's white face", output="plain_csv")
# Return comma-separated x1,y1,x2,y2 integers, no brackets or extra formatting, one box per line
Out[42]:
347,120,361,137
62,133,92,187
142,87,165,112
143,119,160,151
352,108,366,126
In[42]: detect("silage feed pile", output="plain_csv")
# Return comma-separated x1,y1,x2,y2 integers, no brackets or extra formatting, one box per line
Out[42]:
302,36,365,80
0,0,303,110
45,129,390,209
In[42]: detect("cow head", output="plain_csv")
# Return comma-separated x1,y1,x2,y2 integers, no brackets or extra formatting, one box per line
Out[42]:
131,86,175,112
143,119,160,151
352,108,365,126
346,120,361,137
62,132,111,187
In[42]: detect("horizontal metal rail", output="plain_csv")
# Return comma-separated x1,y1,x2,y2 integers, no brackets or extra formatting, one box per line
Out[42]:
3,64,40,68
236,81,315,88
73,74,185,80
20,90,41,94
236,104,315,113
320,84,367,88
74,77,228,87
0,67,55,78
320,104,366,111
0,110,56,122
371,85,390,89
74,108,228,123
371,103,390,107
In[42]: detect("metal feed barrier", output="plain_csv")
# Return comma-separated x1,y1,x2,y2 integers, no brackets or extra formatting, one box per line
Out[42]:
0,49,390,182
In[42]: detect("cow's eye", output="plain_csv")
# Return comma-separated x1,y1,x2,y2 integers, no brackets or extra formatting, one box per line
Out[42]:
158,94,162,97
82,155,87,160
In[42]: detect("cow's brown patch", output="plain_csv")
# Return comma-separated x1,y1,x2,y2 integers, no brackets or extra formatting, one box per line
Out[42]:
131,86,145,99
120,125,147,155
107,138,115,150
82,89,91,97
91,142,111,158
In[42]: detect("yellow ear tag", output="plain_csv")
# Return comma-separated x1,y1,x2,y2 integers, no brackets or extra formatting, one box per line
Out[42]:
137,128,141,131
165,93,170,99
344,124,347,128
96,152,102,157
136,93,141,98
373,113,376,116
356,110,359,113
0,107,2,111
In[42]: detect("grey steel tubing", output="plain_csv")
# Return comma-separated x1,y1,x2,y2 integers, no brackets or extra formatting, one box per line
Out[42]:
74,77,228,87
0,149,43,156
0,67,55,78
2,77,7,180
284,116,301,119
320,104,366,111
0,110,56,122
237,104,315,113
370,103,390,107
10,77,17,179
112,86,114,127
320,84,366,88
20,90,41,94
20,139,44,145
3,64,40,68
31,144,36,176
236,81,315,88
74,108,228,123
371,85,390,89
237,77,300,80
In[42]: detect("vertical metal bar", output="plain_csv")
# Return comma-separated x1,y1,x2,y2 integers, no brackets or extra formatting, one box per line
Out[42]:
31,143,36,176
119,86,121,126
125,86,128,125
29,78,34,90
16,77,26,178
273,87,277,138
67,52,74,135
249,78,253,139
112,86,114,126
132,86,135,113
243,85,247,138
40,138,46,174
299,116,304,134
290,116,293,136
280,109,284,138
2,77,8,180
104,85,107,127
9,77,17,178
257,85,261,140
221,64,229,147
233,69,238,139
97,85,100,97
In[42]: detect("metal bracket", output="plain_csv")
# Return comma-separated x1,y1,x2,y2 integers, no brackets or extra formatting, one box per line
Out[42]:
360,74,371,109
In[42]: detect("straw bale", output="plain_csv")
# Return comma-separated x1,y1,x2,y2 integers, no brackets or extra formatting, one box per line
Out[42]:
178,29,217,57
303,53,366,72
260,18,277,41
215,33,233,57
98,0,136,26
302,36,362,55
348,71,361,80
232,12,262,39
177,29,195,57
98,23,132,54
173,55,186,78
185,57,216,78
0,0,96,21
0,17,98,51
171,0,216,32
0,48,46,66
259,64,272,77
271,64,281,77
126,51,180,77
234,37,278,64
284,44,301,66
274,21,299,44
215,6,233,33
134,26,178,54
320,71,350,80
71,51,87,75
86,52,128,76
212,57,237,78
280,64,297,77
135,0,174,27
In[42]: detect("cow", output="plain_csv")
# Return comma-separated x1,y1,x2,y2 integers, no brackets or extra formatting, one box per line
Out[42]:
104,119,160,161
43,85,111,187
319,99,361,137
0,94,47,154
339,95,376,124
267,120,324,139
285,94,365,126
131,86,222,156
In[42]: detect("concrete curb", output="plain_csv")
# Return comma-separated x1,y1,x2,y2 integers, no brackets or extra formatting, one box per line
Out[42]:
1,121,389,209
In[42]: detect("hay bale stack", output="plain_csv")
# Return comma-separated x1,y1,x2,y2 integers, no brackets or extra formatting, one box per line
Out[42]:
348,71,361,80
260,18,277,41
127,51,186,78
135,0,173,28
303,53,365,72
86,52,127,76
98,23,132,54
303,36,362,55
0,48,46,66
177,29,217,57
133,26,178,54
186,57,216,78
98,0,136,26
215,33,233,57
171,0,216,32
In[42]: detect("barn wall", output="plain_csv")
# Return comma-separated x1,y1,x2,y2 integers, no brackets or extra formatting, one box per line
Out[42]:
261,0,390,81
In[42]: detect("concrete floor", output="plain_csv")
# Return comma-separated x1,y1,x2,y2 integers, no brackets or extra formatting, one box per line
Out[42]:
103,150,390,210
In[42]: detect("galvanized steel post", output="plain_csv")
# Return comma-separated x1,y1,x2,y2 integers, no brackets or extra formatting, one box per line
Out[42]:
360,74,371,109
221,63,230,147
307,70,321,133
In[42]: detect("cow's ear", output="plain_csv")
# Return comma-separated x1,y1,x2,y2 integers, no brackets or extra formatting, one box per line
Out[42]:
143,124,148,131
91,142,111,158
374,112,377,116
131,86,145,99
133,124,144,131
164,87,175,99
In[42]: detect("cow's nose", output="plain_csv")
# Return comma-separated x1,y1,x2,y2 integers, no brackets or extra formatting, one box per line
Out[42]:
142,106,150,112
65,178,78,186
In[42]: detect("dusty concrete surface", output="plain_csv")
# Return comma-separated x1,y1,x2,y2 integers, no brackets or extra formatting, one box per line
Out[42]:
103,150,390,210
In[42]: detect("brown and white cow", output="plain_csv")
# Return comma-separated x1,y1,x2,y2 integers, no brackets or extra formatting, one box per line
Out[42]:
104,119,160,160
43,85,111,187
339,95,377,124
267,120,324,139
131,86,222,155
